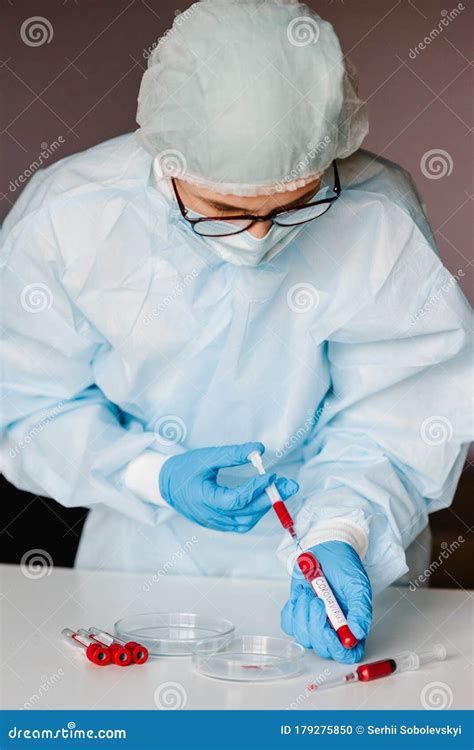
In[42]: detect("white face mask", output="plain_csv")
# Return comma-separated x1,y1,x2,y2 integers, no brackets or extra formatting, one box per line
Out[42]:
190,215,304,266
152,166,306,266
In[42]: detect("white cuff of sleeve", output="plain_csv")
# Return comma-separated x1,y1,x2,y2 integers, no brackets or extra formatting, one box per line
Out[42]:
124,451,171,507
301,518,369,561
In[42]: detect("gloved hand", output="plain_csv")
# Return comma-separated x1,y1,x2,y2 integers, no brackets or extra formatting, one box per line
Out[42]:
281,541,372,664
159,441,299,532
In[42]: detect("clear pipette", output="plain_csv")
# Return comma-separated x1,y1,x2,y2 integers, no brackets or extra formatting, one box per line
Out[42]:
309,644,447,692
248,450,302,550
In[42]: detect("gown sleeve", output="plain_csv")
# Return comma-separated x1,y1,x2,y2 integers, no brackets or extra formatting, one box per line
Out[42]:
285,225,471,592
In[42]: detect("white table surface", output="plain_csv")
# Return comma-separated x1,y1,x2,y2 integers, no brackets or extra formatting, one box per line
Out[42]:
0,563,472,710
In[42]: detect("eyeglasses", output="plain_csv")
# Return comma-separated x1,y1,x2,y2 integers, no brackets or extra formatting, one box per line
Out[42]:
171,161,341,237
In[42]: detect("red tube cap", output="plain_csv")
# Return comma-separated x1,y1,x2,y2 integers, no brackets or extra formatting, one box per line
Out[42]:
297,551,322,582
336,625,358,649
86,643,111,666
109,644,132,666
125,641,149,664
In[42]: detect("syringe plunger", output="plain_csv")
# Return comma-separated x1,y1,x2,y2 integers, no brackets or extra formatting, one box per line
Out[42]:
248,451,265,476
393,644,447,673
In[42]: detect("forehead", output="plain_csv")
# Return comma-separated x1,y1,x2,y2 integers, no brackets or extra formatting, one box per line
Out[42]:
177,177,321,210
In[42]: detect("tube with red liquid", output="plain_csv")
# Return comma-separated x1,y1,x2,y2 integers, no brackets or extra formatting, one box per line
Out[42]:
307,644,447,692
247,451,299,542
297,551,358,649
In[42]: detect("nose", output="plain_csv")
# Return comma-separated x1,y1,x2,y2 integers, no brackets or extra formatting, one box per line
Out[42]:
247,219,273,238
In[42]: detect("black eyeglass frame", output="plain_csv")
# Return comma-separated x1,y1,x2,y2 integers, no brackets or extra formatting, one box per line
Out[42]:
171,161,341,237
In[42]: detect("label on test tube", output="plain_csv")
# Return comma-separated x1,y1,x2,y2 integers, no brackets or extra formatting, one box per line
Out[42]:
310,576,347,629
297,552,358,649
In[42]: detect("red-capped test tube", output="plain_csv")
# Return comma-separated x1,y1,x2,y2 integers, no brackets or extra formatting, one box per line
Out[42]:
297,552,358,649
61,627,111,666
247,451,300,542
78,629,132,667
87,627,149,664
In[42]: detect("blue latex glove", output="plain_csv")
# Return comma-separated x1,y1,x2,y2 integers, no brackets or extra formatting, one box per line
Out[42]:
281,541,372,664
159,441,299,533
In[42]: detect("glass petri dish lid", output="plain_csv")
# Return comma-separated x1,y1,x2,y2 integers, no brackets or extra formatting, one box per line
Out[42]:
114,612,235,656
192,635,305,681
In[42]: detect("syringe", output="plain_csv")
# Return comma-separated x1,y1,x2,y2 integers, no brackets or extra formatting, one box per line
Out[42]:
248,450,302,549
308,644,447,692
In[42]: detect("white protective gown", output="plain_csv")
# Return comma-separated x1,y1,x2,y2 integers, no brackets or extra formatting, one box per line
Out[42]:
0,134,471,592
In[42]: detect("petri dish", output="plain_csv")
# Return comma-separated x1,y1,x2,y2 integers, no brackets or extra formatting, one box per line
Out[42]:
192,635,305,681
114,613,235,657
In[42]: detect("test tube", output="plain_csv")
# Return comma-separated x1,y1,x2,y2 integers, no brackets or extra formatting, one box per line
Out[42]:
61,627,111,666
87,627,149,664
297,552,358,649
77,628,132,667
